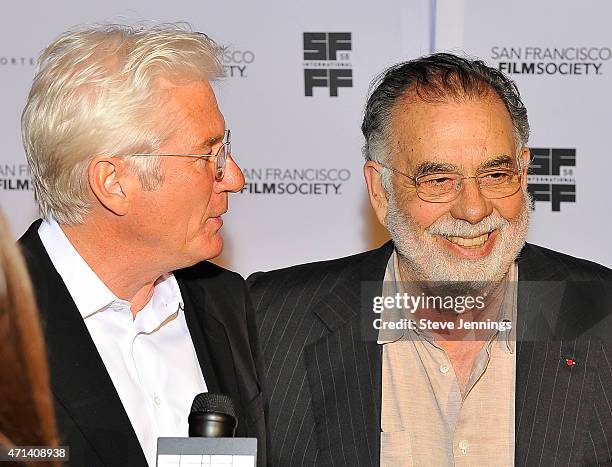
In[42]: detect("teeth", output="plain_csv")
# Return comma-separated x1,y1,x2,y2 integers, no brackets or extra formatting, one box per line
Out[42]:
446,233,490,248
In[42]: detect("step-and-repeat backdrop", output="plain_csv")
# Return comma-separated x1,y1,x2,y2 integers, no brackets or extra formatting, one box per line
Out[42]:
1,0,610,275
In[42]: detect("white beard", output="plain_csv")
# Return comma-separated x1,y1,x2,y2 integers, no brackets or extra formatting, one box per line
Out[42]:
386,189,531,292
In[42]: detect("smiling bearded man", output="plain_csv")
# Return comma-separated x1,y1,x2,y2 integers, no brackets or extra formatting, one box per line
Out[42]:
249,53,612,466
373,73,532,292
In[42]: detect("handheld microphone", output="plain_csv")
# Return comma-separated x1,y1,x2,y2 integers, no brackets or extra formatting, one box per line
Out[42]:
188,393,237,438
157,393,256,467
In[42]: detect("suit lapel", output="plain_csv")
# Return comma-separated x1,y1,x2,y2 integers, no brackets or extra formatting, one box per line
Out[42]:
514,244,596,465
176,270,257,438
304,243,392,467
178,281,221,394
19,223,146,466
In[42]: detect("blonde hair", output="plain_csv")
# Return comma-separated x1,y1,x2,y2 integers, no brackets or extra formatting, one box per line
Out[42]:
0,211,58,466
22,23,224,224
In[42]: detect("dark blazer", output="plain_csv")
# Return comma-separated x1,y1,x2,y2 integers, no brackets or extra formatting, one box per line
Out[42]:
19,221,266,467
249,241,612,466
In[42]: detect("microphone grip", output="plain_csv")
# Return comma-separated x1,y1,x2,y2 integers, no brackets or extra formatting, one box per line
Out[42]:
188,412,237,437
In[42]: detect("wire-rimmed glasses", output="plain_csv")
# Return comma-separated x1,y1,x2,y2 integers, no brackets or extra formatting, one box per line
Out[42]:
378,162,522,203
117,129,231,181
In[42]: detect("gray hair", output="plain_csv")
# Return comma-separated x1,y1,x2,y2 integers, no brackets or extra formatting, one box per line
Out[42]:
22,23,224,224
361,53,530,193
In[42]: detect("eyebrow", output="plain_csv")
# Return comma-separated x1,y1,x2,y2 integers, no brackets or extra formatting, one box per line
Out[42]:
413,161,460,177
193,134,225,151
477,155,514,171
412,155,515,177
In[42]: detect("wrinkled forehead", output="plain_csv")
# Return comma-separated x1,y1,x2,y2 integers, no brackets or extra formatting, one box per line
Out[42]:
389,92,517,173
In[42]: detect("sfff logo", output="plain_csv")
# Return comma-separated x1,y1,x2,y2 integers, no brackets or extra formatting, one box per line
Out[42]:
527,148,576,211
303,32,353,97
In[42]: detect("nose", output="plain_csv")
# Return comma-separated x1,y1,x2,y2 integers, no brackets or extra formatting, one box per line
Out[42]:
448,177,492,224
217,154,245,193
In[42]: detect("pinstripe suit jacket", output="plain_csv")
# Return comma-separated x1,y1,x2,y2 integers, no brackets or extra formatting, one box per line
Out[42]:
249,242,612,466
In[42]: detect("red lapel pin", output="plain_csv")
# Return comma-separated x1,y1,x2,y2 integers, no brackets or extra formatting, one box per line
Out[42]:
564,357,577,367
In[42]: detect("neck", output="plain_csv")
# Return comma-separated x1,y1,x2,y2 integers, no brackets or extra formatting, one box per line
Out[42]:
60,218,166,316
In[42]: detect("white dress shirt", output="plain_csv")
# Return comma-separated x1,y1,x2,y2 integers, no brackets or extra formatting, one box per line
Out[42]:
38,218,207,467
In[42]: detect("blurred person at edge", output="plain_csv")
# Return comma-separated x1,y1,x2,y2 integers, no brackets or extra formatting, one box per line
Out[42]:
18,24,265,467
249,53,612,466
0,209,59,467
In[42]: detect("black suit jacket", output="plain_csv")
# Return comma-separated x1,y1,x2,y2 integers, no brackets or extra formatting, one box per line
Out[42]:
19,221,266,467
249,241,612,466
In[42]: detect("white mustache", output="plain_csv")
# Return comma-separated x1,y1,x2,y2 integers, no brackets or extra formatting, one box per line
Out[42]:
427,213,508,237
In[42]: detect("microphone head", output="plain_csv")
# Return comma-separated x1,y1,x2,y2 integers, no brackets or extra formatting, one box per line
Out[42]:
190,393,236,419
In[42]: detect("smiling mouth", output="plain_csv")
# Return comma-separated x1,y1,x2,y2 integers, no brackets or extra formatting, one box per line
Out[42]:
443,232,492,248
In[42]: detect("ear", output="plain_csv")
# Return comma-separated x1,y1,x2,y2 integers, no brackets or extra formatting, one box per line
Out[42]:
363,161,389,227
518,147,531,189
88,157,131,216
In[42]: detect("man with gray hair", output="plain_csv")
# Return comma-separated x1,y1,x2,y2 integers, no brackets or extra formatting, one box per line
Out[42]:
19,24,265,466
249,53,612,465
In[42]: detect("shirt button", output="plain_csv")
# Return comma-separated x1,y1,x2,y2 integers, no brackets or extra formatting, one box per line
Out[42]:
439,364,450,374
154,395,161,407
458,440,469,454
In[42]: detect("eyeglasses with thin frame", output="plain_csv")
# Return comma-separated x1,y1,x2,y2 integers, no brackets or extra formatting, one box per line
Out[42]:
115,129,231,181
376,158,523,203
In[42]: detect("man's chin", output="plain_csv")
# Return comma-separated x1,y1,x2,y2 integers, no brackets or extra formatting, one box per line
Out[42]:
205,235,224,261
184,235,224,267
396,234,524,289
